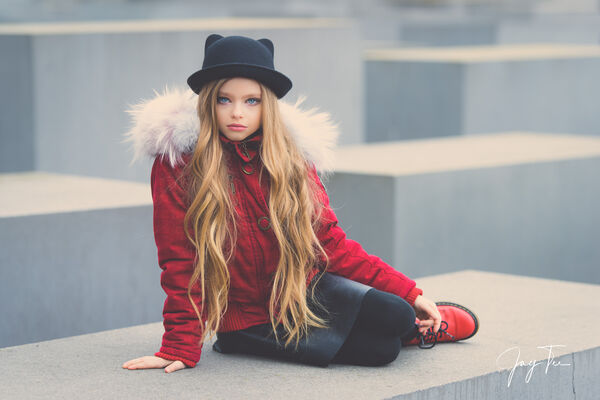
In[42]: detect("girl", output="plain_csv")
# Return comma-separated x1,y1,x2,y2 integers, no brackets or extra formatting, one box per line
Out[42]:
122,34,479,374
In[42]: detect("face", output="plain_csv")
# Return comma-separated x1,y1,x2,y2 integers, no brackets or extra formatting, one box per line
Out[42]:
215,77,263,141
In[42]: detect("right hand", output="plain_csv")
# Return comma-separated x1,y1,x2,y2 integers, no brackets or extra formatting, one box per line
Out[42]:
412,295,442,335
122,356,187,373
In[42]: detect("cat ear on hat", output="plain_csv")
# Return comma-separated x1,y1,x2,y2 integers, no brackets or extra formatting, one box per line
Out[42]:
258,38,274,56
204,34,223,54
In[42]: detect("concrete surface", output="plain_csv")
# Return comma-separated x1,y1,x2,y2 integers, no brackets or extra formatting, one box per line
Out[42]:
0,18,363,180
364,44,600,141
0,171,151,217
0,34,34,172
497,14,600,45
398,16,498,47
1,0,597,24
0,171,159,347
395,14,600,47
327,132,600,284
0,270,598,399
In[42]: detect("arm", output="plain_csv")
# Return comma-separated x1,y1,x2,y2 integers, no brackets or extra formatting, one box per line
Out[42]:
151,156,205,368
309,166,423,306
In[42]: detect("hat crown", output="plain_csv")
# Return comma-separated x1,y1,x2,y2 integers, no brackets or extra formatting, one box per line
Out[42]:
187,33,292,98
202,35,274,69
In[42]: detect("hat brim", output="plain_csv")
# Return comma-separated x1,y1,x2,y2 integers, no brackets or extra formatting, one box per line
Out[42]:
187,64,292,99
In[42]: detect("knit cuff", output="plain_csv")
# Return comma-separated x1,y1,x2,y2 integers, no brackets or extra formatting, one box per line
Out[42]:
155,351,198,368
404,286,423,307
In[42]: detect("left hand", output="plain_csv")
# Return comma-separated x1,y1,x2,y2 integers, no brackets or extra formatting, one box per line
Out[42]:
412,295,442,335
122,356,187,373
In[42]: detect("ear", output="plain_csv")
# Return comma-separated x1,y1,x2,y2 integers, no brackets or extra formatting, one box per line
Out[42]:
258,38,274,56
205,34,223,54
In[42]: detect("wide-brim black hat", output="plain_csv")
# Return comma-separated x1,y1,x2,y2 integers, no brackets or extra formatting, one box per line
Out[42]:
187,34,292,99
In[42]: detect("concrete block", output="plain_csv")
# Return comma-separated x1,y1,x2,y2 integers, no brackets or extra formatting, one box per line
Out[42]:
1,270,598,399
498,14,600,45
365,44,600,141
0,0,351,23
0,172,158,347
395,14,600,47
326,132,600,284
399,17,498,47
0,35,34,172
0,18,363,180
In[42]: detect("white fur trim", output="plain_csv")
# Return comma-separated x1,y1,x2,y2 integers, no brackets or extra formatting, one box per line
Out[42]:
123,85,340,174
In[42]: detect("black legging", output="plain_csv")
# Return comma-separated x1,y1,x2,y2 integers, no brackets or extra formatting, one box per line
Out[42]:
330,287,419,366
215,287,419,367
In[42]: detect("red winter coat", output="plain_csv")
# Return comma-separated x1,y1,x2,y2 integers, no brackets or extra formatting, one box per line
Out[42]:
150,131,423,368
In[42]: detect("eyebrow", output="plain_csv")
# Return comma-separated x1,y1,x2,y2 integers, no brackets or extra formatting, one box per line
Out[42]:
218,91,262,98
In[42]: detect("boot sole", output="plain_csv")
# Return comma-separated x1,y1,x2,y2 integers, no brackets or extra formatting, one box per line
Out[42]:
435,301,479,341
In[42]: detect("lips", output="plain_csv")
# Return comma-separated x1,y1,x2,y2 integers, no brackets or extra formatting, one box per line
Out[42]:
228,124,246,128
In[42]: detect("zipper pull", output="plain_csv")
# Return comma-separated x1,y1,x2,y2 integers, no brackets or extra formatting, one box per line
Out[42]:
240,142,250,159
228,174,236,194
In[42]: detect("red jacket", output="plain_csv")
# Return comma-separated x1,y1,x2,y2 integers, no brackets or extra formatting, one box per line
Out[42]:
150,131,423,368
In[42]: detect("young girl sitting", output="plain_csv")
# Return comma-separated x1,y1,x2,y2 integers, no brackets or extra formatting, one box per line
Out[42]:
122,34,479,374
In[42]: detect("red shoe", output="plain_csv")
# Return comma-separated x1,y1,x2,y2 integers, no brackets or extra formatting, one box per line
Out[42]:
403,301,479,349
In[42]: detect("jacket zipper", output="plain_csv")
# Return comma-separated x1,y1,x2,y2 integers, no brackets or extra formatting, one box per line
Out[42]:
232,144,268,306
239,148,268,305
234,171,264,306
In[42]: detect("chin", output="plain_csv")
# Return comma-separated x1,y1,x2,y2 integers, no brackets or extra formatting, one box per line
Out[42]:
224,131,251,141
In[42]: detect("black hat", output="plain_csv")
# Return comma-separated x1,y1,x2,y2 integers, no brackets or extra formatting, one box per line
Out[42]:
187,34,293,99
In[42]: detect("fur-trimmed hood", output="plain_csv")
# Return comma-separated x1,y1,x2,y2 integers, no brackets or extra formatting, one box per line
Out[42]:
123,86,340,174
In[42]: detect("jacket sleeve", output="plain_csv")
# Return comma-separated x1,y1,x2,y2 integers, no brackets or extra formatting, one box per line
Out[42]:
151,156,205,368
309,167,423,306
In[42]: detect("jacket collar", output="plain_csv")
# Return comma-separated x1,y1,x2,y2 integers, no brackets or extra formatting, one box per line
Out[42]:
123,86,339,175
218,128,263,163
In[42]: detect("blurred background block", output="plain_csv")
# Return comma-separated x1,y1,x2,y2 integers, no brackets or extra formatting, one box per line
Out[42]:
497,14,600,45
385,14,600,47
0,34,34,172
365,44,600,141
0,172,157,347
395,15,499,47
327,132,600,284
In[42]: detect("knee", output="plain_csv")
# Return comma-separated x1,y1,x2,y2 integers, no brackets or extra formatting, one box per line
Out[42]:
371,336,402,366
365,289,416,337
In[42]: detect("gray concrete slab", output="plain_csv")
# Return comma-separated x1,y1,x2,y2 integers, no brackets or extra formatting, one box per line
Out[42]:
0,34,34,172
0,172,159,347
0,270,597,399
393,14,600,47
365,44,600,141
327,132,600,284
498,14,600,45
0,171,151,217
0,18,363,181
399,17,498,47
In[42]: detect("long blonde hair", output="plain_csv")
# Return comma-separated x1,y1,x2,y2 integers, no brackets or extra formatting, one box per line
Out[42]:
180,78,330,350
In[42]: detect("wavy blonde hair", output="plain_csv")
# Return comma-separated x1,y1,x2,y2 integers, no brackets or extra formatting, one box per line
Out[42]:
180,78,330,351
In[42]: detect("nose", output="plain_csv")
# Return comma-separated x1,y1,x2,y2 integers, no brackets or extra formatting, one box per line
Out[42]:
232,101,243,119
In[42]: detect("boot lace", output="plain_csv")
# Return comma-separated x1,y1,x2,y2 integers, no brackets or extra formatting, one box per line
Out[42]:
417,320,455,349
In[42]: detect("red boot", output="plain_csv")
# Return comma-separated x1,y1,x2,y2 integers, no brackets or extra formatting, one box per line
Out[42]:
403,301,479,349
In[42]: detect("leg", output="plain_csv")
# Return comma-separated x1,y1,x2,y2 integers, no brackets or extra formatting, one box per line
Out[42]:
331,328,403,366
215,323,310,363
353,287,418,338
331,288,419,366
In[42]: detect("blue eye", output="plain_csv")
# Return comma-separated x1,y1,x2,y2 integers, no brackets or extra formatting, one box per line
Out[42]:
217,96,229,104
247,98,261,105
